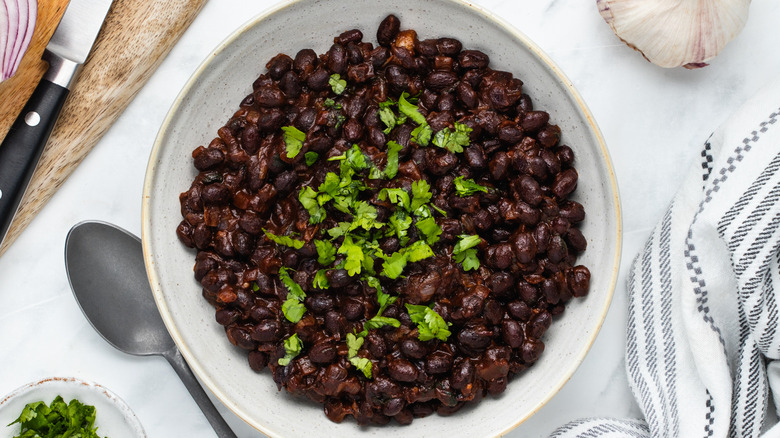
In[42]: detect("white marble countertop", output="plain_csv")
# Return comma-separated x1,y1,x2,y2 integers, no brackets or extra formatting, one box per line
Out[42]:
2,0,779,436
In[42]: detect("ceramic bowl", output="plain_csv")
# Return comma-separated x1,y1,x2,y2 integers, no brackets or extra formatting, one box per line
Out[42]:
142,0,622,436
0,377,146,438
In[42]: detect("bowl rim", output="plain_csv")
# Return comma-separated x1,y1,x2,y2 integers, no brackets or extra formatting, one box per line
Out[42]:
141,0,622,435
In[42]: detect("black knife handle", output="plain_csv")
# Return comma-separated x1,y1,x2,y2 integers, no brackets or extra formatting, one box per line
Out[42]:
0,79,70,245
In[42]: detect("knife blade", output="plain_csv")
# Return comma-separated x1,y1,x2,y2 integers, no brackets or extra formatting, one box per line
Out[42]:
0,0,113,246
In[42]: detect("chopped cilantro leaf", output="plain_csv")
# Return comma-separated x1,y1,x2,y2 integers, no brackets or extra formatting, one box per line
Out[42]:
453,234,482,254
432,122,472,153
281,126,306,158
387,212,412,244
345,144,369,171
347,333,373,378
278,334,302,366
338,235,365,276
363,315,401,331
404,240,435,262
298,186,326,224
313,269,330,289
381,250,407,279
411,123,433,146
385,141,403,179
379,106,397,134
329,73,347,95
432,204,448,217
323,98,341,109
453,176,488,196
314,239,336,265
278,267,305,301
282,298,306,323
405,304,452,342
457,248,480,271
411,180,432,212
278,267,307,322
398,92,427,125
305,151,319,166
379,188,411,211
263,229,305,249
350,201,382,231
415,216,442,245
453,234,482,271
9,396,102,438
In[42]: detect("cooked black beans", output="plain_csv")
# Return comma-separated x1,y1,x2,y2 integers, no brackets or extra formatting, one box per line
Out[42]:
177,15,589,426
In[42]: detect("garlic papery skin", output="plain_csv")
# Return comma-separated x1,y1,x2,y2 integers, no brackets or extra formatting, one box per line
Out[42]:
597,0,751,69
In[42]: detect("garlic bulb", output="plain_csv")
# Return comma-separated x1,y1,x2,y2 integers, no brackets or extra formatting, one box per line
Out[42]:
597,0,751,69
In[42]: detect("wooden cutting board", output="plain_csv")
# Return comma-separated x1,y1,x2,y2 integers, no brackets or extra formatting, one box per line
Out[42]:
0,0,207,256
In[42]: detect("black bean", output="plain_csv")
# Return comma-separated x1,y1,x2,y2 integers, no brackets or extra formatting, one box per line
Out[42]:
293,48,317,75
306,68,331,91
552,168,578,198
266,54,293,80
388,358,418,382
327,44,347,74
377,14,401,47
250,320,280,342
336,29,363,45
401,339,427,359
458,50,489,69
425,70,459,91
193,147,224,171
309,341,338,363
436,38,462,55
567,265,591,297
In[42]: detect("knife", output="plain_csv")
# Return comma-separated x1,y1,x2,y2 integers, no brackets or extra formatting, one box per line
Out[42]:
0,0,113,246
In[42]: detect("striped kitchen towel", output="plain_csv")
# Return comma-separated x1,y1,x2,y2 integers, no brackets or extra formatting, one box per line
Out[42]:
553,75,780,438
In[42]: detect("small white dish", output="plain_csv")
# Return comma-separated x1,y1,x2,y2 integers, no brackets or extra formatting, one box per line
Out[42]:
0,377,146,438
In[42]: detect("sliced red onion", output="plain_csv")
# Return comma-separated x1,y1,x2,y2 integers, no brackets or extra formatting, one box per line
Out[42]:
1,0,37,82
12,0,35,73
0,2,9,81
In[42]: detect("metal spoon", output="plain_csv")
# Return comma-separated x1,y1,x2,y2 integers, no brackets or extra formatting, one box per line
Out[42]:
64,220,237,438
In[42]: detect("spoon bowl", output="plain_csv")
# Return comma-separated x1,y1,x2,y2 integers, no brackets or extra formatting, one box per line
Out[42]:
65,221,174,356
64,220,237,438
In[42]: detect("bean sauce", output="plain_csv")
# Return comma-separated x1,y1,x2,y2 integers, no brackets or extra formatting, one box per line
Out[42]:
177,14,590,426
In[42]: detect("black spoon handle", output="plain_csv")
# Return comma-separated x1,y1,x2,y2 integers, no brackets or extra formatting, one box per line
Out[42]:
163,348,238,438
0,78,69,245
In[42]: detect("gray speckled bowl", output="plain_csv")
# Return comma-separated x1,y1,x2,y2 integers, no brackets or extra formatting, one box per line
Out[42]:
142,0,621,436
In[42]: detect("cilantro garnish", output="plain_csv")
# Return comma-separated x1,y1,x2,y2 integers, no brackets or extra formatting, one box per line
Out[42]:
299,186,326,224
281,126,306,158
329,74,347,95
415,216,442,245
453,176,488,197
411,180,433,212
453,234,482,271
278,333,303,366
8,396,104,438
379,106,397,134
314,239,336,265
405,304,452,342
305,151,319,166
279,267,307,322
323,98,341,109
411,123,433,146
381,250,408,279
398,92,427,125
312,269,330,289
384,141,403,179
347,333,373,378
432,122,472,154
263,229,305,249
338,235,366,276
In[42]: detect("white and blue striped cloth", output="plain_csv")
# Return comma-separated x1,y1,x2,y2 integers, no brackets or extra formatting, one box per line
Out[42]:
553,76,780,438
